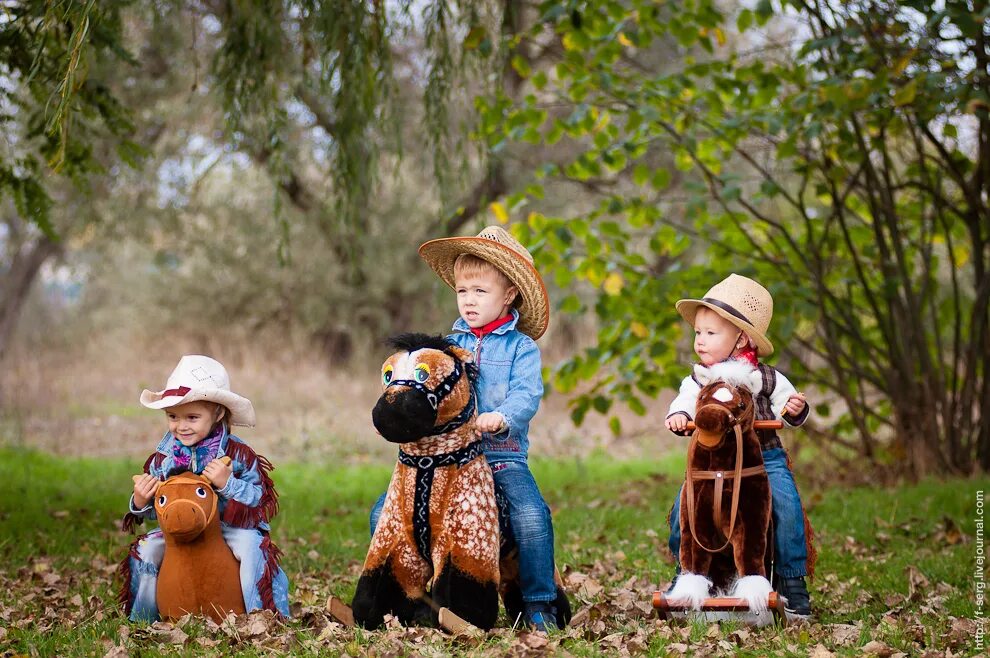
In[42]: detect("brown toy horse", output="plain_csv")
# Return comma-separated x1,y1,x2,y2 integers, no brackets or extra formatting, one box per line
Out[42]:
350,333,571,631
667,360,775,613
153,470,245,622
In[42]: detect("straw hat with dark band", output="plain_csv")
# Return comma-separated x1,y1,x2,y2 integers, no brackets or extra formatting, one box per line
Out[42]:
675,274,775,356
419,225,550,339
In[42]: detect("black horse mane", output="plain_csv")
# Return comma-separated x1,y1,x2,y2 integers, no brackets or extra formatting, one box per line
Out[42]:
387,333,454,353
164,466,193,480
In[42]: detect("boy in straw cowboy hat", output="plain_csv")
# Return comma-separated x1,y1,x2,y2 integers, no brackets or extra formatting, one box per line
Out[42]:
121,355,290,621
369,225,563,632
663,274,815,619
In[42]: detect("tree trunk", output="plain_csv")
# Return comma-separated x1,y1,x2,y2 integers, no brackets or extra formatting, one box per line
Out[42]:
0,234,60,362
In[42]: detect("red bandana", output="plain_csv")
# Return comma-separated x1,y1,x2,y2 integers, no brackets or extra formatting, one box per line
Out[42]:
734,343,759,367
469,314,514,339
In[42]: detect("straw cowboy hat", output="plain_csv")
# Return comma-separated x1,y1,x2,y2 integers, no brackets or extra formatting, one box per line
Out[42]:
675,274,775,356
140,355,256,427
419,225,550,339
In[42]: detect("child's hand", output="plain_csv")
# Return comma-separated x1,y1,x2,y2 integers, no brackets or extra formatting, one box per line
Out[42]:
132,473,159,509
783,392,807,417
203,458,233,490
475,412,507,437
665,414,688,433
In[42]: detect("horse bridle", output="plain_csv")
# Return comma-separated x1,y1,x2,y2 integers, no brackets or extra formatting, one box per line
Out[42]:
684,403,766,554
386,355,477,436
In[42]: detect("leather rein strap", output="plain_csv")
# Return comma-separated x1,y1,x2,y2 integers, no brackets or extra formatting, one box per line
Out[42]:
684,418,766,554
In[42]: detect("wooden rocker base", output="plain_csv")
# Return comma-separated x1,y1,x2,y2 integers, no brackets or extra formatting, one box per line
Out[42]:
324,596,481,636
652,591,787,627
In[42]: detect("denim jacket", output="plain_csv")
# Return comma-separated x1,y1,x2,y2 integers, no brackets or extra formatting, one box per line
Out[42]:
448,309,543,463
127,425,275,531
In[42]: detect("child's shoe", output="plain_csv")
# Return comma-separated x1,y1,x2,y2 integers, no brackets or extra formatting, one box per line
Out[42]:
523,602,559,633
777,576,812,619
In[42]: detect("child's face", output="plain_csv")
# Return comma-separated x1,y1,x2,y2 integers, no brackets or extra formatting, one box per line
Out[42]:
693,307,746,366
454,268,517,329
165,401,223,446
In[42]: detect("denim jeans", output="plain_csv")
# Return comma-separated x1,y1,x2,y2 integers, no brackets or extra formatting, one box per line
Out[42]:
127,525,291,621
370,459,557,603
667,447,808,578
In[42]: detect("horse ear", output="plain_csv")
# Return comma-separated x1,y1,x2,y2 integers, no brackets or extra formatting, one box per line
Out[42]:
694,364,713,387
448,345,474,365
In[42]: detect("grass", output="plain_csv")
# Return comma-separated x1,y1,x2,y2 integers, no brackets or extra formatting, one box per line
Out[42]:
0,446,983,656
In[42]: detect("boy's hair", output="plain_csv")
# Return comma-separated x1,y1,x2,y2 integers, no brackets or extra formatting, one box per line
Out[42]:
453,254,515,290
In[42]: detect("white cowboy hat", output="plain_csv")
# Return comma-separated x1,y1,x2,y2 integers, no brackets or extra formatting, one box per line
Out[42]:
140,355,256,427
675,274,775,356
418,225,550,339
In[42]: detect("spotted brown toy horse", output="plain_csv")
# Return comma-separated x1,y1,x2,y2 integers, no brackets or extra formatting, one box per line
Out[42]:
351,334,570,631
122,470,245,622
666,360,777,613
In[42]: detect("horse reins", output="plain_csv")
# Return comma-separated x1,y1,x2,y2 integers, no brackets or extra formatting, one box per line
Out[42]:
684,405,766,554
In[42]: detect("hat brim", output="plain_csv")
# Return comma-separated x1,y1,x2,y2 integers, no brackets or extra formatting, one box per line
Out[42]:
419,236,550,339
675,299,774,356
140,388,257,427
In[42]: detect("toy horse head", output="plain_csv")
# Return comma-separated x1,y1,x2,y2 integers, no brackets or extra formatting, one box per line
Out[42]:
692,361,762,448
372,333,478,444
154,471,221,543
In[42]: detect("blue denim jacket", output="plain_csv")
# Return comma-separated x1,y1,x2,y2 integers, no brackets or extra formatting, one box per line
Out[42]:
127,425,272,531
448,309,543,463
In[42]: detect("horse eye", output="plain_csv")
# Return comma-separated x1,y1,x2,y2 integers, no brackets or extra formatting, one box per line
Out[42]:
195,487,208,498
158,495,167,506
382,366,393,385
414,364,430,383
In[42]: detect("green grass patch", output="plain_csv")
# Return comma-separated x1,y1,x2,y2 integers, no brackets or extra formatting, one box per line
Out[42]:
0,447,983,656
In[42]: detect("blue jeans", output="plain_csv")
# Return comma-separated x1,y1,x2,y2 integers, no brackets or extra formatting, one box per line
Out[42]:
370,459,557,603
128,525,291,621
667,447,808,578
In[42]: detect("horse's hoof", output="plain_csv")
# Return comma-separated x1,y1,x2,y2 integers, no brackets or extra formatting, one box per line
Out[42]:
728,575,773,614
665,572,712,610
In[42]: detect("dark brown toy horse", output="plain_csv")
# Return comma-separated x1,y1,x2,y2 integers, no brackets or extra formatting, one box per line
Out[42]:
147,471,245,622
666,360,775,613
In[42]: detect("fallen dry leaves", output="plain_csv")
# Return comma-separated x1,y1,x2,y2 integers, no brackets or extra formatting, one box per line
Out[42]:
0,509,977,657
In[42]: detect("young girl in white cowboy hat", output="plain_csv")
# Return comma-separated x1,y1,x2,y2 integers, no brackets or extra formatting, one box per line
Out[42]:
121,355,290,621
368,225,566,632
663,274,815,620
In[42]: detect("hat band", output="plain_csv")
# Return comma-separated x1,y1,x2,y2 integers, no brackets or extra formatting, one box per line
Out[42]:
701,297,754,328
161,386,191,398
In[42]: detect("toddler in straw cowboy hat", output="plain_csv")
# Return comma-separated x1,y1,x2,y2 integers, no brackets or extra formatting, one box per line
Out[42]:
369,226,563,632
121,355,290,621
664,274,815,619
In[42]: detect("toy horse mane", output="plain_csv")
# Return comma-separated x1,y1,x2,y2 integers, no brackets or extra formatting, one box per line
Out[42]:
388,333,455,353
694,360,763,393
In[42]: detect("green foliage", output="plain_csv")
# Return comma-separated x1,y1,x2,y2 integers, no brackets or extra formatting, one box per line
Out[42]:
476,0,990,476
0,0,139,235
